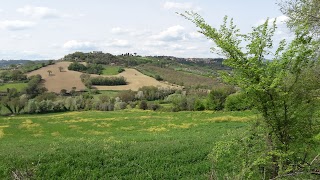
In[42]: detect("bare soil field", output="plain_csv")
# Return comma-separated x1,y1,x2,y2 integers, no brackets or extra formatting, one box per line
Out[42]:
27,62,86,93
92,68,179,91
27,62,179,92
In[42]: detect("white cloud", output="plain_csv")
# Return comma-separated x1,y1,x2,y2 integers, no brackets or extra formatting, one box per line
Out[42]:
151,25,187,41
189,31,205,39
169,44,185,51
0,20,36,31
144,41,166,47
63,40,97,51
10,34,31,40
0,50,49,60
107,39,131,47
17,5,61,19
111,27,131,34
163,1,201,11
111,27,151,37
186,46,198,50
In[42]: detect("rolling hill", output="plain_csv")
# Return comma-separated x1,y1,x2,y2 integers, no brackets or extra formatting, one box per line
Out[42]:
27,62,178,93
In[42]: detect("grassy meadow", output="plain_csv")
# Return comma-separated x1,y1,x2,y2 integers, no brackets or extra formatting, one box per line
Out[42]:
92,90,120,100
0,110,254,179
102,66,122,75
0,83,27,92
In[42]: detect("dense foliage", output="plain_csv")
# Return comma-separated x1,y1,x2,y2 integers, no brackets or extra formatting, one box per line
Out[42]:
68,62,104,75
90,76,127,86
0,70,27,82
280,0,320,35
64,52,118,64
183,11,320,178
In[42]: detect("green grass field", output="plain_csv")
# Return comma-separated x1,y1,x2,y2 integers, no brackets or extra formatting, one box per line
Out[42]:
92,90,120,100
0,83,27,92
0,110,254,179
102,66,122,75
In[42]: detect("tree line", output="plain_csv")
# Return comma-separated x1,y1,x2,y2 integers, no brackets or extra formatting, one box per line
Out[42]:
68,62,104,75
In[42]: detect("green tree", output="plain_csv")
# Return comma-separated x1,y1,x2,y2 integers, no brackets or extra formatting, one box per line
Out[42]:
183,12,320,178
280,0,320,35
206,85,235,110
1,88,27,114
23,75,47,99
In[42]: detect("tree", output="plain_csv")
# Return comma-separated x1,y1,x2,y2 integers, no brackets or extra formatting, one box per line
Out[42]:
47,70,52,76
183,12,320,178
58,66,64,72
1,88,27,114
280,0,320,35
60,89,67,96
206,85,235,110
23,75,47,99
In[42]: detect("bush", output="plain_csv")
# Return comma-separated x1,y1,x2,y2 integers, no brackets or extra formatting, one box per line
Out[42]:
225,92,252,111
206,85,235,110
155,75,163,81
118,67,125,73
129,101,137,108
26,99,37,114
118,90,136,102
168,94,196,112
52,100,66,112
95,102,114,111
26,99,57,114
148,102,160,111
194,99,205,111
114,102,127,110
137,86,175,101
139,100,148,110
99,95,109,103
64,97,77,111
60,89,68,96
35,92,57,102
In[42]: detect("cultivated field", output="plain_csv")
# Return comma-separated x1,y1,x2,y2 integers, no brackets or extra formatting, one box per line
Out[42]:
0,110,253,179
27,62,86,93
92,68,179,91
27,62,178,93
137,64,220,88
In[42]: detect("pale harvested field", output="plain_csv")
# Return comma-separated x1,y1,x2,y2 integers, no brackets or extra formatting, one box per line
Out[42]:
27,62,179,92
92,68,179,91
27,62,86,93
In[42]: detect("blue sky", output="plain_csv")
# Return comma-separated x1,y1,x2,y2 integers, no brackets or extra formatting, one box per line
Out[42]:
0,0,290,60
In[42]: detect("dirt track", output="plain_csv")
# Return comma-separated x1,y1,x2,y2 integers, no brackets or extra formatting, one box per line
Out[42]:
27,62,179,93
